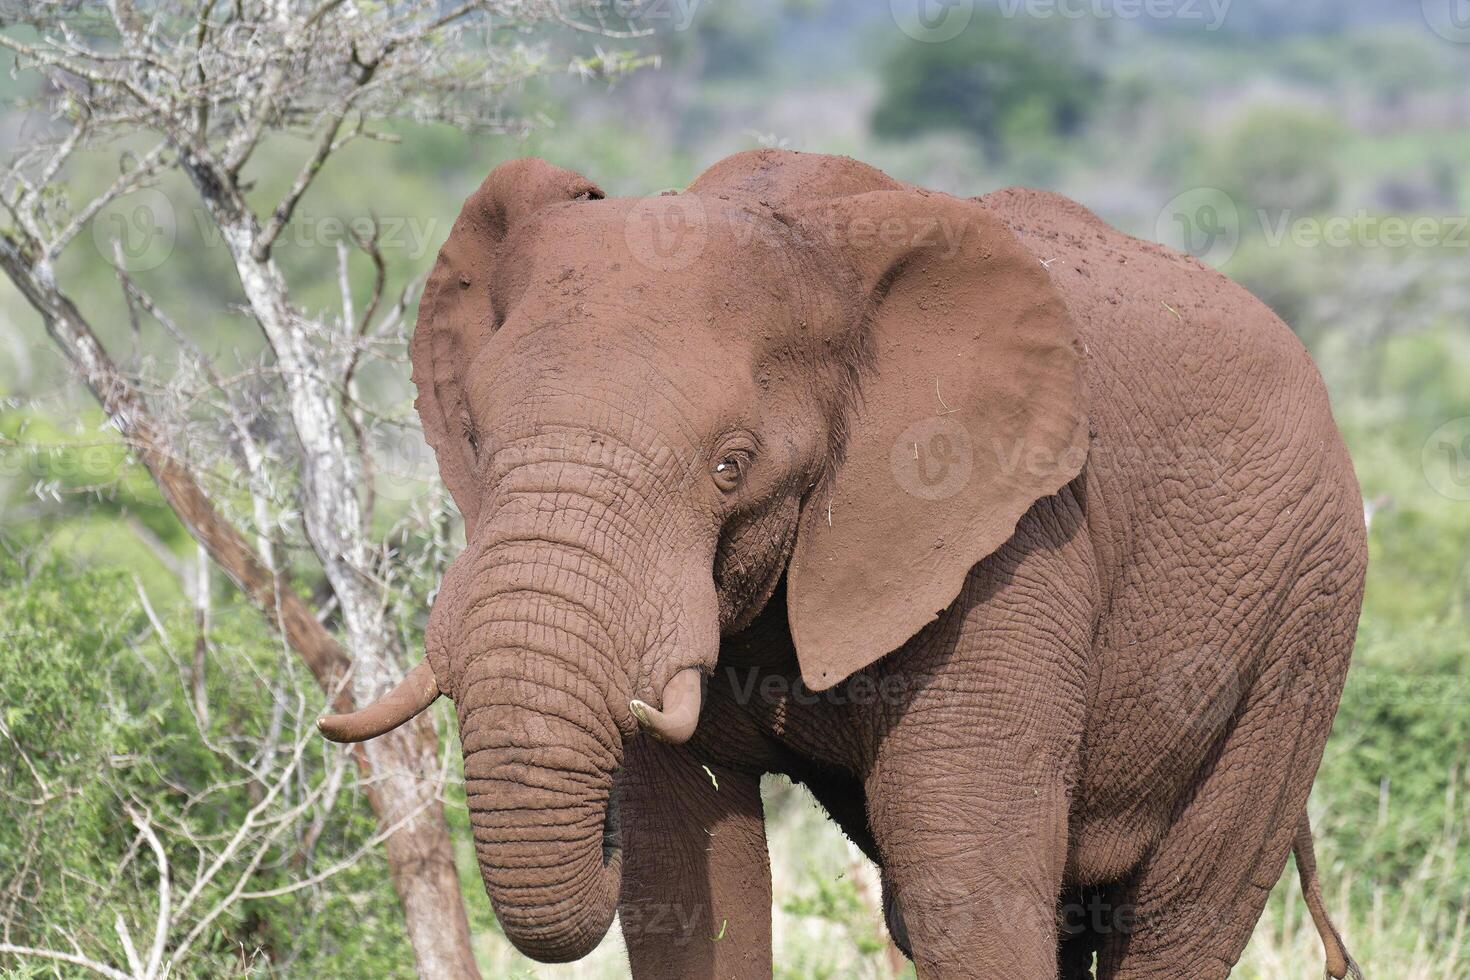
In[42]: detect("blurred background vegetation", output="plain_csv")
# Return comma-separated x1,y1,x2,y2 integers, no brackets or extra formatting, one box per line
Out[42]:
3,0,1468,976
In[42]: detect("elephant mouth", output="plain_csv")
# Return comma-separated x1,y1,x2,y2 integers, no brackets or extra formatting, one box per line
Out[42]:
602,776,622,865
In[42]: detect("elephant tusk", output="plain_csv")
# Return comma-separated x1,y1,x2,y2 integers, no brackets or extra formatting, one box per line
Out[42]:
317,660,442,743
630,667,704,745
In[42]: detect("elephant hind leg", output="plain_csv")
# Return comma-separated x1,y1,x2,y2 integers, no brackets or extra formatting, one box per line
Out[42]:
1096,580,1356,979
1094,687,1303,978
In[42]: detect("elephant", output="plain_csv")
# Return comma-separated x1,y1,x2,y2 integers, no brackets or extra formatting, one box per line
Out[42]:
318,149,1366,979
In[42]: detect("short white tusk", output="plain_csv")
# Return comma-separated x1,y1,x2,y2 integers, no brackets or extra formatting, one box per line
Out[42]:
630,667,704,744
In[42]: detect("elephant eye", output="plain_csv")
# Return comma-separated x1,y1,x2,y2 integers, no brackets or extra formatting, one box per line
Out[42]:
459,409,480,459
712,453,746,493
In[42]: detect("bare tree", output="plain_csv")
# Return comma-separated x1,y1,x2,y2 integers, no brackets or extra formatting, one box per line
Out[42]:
0,2,646,975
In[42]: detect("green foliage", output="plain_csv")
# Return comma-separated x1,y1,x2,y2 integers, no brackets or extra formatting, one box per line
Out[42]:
0,559,410,977
1,408,211,605
871,14,1102,162
1319,665,1470,883
1324,329,1470,633
1208,106,1347,213
1280,323,1470,974
0,409,171,526
763,777,907,979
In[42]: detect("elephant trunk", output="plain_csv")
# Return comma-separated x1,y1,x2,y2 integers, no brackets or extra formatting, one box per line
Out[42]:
419,424,719,961
462,687,622,962
445,527,636,963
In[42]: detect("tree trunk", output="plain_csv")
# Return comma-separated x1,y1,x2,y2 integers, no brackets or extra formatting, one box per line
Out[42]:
367,720,480,979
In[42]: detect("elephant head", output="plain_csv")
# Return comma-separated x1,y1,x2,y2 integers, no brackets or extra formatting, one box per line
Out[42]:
318,150,1088,962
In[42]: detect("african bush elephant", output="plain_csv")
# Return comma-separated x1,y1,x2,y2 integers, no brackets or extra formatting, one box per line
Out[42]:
320,150,1365,979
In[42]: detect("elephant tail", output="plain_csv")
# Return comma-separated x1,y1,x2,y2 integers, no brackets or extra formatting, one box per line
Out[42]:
1294,812,1362,980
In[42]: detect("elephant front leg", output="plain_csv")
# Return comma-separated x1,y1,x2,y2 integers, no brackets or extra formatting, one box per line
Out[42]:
872,758,1073,979
618,734,771,979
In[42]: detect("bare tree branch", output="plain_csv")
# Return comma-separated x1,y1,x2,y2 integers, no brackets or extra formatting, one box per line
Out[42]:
0,943,135,980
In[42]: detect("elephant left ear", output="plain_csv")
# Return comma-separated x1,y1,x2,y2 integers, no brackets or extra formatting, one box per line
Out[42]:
787,189,1090,691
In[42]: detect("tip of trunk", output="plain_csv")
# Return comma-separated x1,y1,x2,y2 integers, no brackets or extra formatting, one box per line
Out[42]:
463,702,624,964
480,811,624,963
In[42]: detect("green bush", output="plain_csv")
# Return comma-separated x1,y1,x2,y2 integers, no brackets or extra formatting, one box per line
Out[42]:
1208,106,1347,213
871,14,1102,162
0,560,411,977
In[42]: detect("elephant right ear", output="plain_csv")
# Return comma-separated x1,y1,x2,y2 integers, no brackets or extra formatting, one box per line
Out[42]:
411,159,603,529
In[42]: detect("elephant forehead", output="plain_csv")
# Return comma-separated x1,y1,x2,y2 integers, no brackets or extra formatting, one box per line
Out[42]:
500,196,833,329
465,307,761,450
